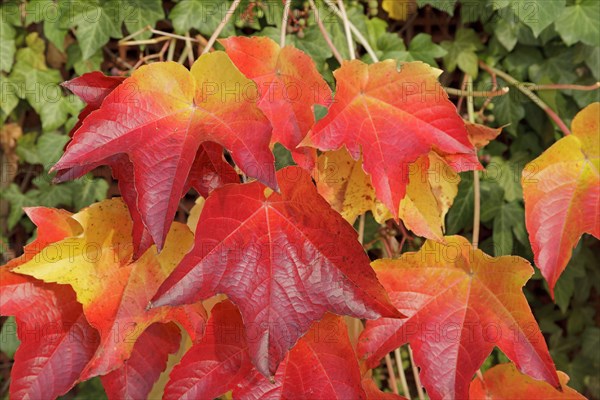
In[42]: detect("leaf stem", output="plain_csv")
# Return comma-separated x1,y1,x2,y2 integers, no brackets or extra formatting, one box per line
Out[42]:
444,87,509,98
336,0,355,60
395,348,411,399
467,75,480,250
524,82,600,91
480,61,571,135
280,0,291,48
322,0,379,62
308,0,344,64
408,346,425,400
202,0,242,55
358,213,366,244
385,354,400,395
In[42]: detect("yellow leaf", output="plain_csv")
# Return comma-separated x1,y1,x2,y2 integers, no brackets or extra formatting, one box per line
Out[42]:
382,0,416,21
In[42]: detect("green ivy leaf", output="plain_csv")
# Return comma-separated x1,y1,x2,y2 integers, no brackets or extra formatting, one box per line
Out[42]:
441,28,482,78
416,0,457,16
492,201,523,256
495,0,565,37
0,37,15,72
67,45,104,76
0,317,20,358
70,177,110,210
1,184,38,229
555,0,600,47
170,0,235,37
122,0,164,38
408,33,446,67
63,0,124,60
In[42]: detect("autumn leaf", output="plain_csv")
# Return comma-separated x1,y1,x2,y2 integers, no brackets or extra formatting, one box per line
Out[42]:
236,313,367,399
465,121,503,149
470,363,585,399
522,102,600,296
101,322,182,400
1,208,96,400
152,166,401,376
53,53,276,250
303,60,480,220
316,148,459,240
357,236,559,400
382,0,416,21
221,36,332,169
61,71,125,134
163,300,253,400
14,198,206,380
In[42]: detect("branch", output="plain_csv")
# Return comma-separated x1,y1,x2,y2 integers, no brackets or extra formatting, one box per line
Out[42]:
308,0,344,64
336,0,355,59
202,0,242,55
445,87,509,97
525,82,600,91
480,61,571,135
466,75,480,250
280,0,291,48
322,0,379,62
395,348,411,399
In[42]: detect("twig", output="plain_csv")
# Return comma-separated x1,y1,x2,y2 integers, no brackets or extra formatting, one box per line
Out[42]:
467,76,480,250
385,354,400,395
120,26,201,44
358,214,366,244
202,0,242,55
308,0,343,64
395,348,411,399
185,32,194,66
281,0,291,48
480,61,571,135
336,0,355,59
408,346,425,400
323,0,379,62
524,82,600,91
445,87,508,97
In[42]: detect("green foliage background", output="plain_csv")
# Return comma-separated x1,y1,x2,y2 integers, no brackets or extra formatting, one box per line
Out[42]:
0,0,598,398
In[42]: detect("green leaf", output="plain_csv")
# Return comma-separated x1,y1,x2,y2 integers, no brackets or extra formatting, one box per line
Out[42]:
1,184,38,229
0,317,20,358
0,37,15,72
486,157,522,202
416,0,457,16
170,0,235,37
494,18,519,51
555,0,600,47
67,45,103,76
492,201,523,256
70,177,110,210
441,28,482,77
496,0,565,37
64,0,124,60
0,75,19,116
408,33,447,67
122,0,164,35
553,246,589,313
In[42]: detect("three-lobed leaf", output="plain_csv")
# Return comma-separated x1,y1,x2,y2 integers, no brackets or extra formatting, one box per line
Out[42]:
54,53,273,251
303,59,479,221
358,236,559,400
522,102,599,296
152,166,401,376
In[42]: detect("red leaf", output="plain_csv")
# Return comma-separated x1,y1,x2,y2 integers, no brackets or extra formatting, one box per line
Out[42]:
152,166,401,376
164,300,252,400
221,36,332,169
235,313,367,399
54,55,275,250
1,208,97,399
303,60,480,218
522,102,600,296
358,236,559,400
101,323,182,400
470,363,585,399
13,199,206,380
62,71,125,135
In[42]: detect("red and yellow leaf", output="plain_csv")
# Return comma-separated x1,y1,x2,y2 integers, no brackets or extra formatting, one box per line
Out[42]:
152,166,401,376
13,199,206,380
1,208,96,399
358,236,559,400
54,54,275,250
470,363,585,399
316,148,459,240
522,102,600,296
222,36,332,169
303,60,479,219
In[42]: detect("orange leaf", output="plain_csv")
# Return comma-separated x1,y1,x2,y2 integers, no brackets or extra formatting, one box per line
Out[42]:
522,102,600,296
